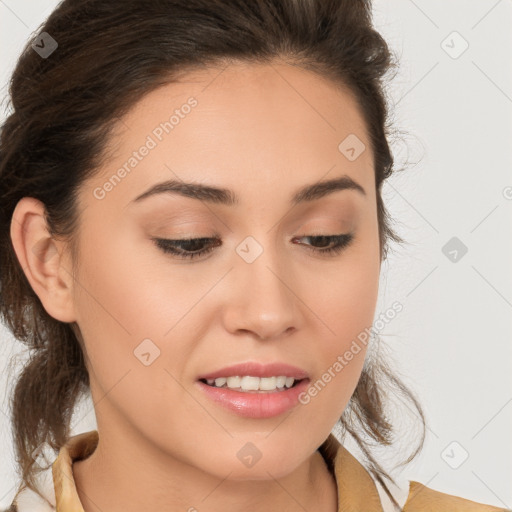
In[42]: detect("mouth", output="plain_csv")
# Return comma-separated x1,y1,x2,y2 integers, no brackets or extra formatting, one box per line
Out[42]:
196,376,311,418
198,376,307,393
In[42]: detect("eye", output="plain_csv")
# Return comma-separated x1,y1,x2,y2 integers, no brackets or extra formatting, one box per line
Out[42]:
152,237,221,260
152,233,354,261
292,233,354,256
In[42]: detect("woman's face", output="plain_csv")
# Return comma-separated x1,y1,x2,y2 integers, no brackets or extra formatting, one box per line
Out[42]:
70,60,381,479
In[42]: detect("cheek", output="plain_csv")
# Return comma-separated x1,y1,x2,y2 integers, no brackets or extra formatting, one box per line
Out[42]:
70,227,169,385
306,237,380,347
299,237,379,420
74,221,194,341
297,303,371,437
71,238,191,438
71,226,206,402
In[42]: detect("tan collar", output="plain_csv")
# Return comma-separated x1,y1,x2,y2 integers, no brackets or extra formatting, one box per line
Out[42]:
52,430,98,512
318,433,385,511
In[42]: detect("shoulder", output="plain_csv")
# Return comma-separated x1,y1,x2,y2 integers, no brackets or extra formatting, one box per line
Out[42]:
402,480,511,511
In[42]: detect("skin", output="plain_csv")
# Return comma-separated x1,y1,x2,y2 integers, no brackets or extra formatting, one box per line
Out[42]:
11,59,381,512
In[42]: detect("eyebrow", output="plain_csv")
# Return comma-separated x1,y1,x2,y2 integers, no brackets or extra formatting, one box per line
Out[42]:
130,174,366,207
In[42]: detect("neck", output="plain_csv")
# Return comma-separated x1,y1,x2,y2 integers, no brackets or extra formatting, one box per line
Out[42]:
72,426,338,512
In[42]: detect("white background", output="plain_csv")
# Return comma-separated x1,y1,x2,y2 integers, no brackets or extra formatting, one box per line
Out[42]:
0,0,511,509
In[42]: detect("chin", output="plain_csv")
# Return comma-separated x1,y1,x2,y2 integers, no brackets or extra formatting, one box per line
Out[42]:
201,450,301,482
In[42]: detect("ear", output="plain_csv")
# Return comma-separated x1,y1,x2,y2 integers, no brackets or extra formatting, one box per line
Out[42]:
10,197,77,323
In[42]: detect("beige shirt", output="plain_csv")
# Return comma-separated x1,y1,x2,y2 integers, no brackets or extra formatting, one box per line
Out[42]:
8,429,509,511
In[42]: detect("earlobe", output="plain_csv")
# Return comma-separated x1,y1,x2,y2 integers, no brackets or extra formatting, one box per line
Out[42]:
10,196,77,323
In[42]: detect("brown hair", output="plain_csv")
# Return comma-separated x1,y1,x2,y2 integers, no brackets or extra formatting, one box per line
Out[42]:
0,0,425,509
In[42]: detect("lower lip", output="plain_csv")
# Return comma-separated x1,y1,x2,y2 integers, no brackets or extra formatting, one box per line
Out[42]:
196,379,310,419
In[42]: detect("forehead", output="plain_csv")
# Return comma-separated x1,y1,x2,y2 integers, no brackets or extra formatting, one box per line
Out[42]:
82,60,374,212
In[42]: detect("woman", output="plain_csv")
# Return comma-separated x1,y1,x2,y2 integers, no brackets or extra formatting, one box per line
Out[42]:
0,1,507,511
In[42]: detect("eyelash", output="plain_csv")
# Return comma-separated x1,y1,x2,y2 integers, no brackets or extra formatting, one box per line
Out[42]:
152,233,354,261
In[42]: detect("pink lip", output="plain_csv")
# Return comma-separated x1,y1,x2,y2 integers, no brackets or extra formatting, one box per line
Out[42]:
196,378,310,419
196,361,309,380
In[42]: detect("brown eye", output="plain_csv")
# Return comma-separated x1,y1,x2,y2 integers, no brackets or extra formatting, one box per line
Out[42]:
153,237,221,260
292,234,354,255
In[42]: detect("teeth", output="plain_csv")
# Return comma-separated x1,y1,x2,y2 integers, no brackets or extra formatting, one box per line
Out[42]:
204,375,299,392
214,377,227,387
258,376,276,390
276,376,286,388
227,376,241,388
285,376,295,388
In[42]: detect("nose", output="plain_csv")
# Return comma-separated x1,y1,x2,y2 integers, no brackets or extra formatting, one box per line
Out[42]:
222,239,299,341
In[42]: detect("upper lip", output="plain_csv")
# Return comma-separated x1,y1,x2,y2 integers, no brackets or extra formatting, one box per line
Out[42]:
197,361,309,380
